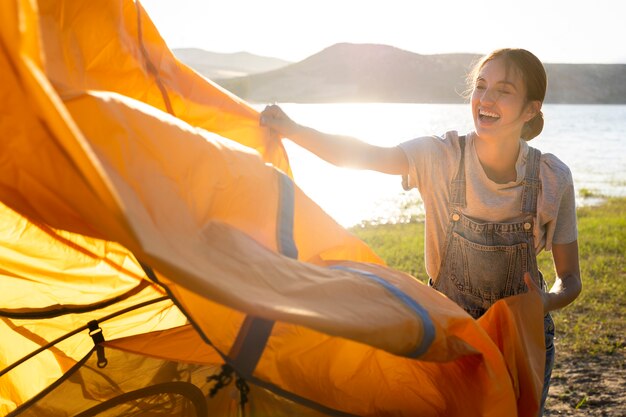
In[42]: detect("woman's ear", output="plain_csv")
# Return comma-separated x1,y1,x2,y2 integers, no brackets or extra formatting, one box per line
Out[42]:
525,100,542,122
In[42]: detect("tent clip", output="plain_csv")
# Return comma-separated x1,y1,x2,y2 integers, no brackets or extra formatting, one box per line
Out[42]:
207,364,250,413
207,364,234,397
235,376,250,408
88,320,108,368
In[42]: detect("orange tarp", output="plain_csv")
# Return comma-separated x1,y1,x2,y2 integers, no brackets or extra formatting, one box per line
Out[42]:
0,0,545,415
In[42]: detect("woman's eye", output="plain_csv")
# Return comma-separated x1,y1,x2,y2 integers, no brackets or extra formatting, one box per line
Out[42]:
499,89,511,95
475,85,486,90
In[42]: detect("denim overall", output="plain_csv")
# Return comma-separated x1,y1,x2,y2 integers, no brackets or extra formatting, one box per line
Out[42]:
431,136,555,415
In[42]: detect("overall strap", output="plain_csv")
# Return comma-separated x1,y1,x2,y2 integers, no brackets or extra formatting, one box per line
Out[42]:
450,135,467,209
520,146,542,215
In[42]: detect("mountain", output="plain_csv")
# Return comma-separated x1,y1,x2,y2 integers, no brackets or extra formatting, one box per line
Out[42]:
542,63,626,103
213,43,626,104
173,48,291,79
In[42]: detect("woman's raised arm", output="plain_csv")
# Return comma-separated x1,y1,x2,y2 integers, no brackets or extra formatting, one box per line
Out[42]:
260,104,408,175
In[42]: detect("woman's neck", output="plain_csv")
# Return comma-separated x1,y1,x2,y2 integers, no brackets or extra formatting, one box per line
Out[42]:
473,132,521,184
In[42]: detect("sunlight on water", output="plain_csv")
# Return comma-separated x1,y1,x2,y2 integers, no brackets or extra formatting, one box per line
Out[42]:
255,103,626,227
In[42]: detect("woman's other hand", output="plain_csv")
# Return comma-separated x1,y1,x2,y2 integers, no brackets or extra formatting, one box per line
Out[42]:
524,272,550,314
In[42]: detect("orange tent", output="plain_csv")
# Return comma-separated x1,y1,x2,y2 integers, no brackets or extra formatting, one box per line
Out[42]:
0,1,545,416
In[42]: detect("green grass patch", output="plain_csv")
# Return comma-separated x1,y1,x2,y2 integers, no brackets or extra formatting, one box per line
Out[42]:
578,187,600,198
350,197,626,357
350,222,426,279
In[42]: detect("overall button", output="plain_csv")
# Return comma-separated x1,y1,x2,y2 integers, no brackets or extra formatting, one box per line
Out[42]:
523,222,532,230
452,213,460,222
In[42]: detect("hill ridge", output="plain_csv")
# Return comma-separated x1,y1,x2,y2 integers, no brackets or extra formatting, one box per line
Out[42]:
213,43,626,104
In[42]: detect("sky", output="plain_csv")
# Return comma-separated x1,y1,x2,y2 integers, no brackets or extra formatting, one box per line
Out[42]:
141,0,626,64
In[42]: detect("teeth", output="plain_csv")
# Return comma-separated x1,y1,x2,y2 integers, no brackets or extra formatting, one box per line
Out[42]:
479,109,500,118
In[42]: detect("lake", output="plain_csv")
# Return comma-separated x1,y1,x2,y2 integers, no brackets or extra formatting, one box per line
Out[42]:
253,103,626,227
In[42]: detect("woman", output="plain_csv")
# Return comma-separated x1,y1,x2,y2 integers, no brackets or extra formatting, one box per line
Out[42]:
260,48,581,415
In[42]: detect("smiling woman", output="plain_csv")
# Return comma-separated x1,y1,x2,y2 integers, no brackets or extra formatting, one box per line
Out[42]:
260,48,582,416
469,50,546,183
471,50,546,142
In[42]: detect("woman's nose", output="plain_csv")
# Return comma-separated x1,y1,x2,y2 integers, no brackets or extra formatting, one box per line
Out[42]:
479,88,499,104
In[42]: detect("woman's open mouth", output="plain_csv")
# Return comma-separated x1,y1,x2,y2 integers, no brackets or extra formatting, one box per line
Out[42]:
478,109,501,123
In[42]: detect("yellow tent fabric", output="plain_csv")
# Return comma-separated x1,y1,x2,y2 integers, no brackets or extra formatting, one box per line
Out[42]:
0,0,546,416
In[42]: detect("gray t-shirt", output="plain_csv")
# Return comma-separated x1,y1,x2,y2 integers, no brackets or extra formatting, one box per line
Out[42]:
399,130,577,281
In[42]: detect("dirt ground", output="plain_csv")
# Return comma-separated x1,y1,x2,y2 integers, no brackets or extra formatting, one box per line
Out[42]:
544,344,625,416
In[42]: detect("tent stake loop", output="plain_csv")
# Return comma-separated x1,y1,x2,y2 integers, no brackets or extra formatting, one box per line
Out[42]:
88,320,108,368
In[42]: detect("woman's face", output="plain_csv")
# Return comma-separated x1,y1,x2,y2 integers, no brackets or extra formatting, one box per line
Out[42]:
471,58,538,141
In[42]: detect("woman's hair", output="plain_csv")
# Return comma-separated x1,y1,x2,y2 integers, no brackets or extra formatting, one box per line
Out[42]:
467,48,547,140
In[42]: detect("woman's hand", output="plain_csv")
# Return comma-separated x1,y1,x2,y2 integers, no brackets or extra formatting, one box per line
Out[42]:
260,104,300,137
524,272,550,314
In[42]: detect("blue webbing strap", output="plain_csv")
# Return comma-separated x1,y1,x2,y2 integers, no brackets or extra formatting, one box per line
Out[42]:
330,265,436,358
228,171,297,376
275,171,299,259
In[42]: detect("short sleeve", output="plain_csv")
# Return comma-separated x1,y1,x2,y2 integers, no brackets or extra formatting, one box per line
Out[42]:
552,180,578,245
398,132,460,193
538,154,578,251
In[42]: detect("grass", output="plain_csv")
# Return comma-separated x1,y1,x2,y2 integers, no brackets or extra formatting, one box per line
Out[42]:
350,197,626,357
578,187,599,199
